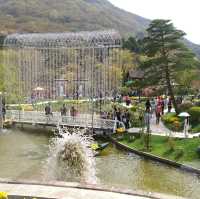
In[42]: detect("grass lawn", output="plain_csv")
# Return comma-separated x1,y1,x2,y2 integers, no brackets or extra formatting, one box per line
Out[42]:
113,133,200,164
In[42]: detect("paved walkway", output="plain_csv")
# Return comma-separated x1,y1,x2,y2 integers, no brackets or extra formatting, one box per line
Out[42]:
0,180,185,199
128,115,200,139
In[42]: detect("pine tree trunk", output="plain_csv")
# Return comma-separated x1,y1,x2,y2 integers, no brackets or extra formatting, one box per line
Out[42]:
165,66,179,114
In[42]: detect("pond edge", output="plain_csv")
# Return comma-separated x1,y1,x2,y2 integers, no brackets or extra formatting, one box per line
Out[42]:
109,136,200,175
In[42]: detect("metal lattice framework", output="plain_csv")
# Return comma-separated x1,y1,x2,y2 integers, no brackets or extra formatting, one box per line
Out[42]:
4,30,122,103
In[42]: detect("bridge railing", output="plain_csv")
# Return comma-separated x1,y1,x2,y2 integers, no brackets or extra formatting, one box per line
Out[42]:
6,110,125,131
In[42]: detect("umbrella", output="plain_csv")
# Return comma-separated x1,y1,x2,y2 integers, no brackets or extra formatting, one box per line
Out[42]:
125,80,134,86
33,87,44,91
178,112,190,117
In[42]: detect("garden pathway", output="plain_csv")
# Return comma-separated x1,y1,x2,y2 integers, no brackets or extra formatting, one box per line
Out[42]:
128,114,200,139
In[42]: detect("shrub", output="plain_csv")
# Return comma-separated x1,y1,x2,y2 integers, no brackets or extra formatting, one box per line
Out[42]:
130,105,137,112
162,113,183,131
174,147,184,160
194,100,200,106
127,135,135,143
192,124,200,133
167,137,176,152
120,86,131,96
196,146,200,157
188,106,200,124
178,102,193,112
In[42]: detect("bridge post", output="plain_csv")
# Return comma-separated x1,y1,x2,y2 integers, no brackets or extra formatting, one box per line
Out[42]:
0,93,3,130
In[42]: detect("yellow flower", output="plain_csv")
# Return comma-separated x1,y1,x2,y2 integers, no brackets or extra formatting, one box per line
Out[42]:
91,143,99,150
116,127,125,134
0,192,8,199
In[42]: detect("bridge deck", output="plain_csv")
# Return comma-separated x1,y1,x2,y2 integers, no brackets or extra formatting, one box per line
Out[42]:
6,110,124,132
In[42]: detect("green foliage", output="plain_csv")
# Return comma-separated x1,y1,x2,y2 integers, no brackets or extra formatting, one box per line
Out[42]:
0,0,200,59
178,102,193,112
129,105,145,128
119,86,131,96
192,124,200,133
122,37,142,53
130,105,137,112
118,134,200,163
188,106,200,124
175,69,200,95
0,0,148,36
162,113,183,131
142,19,197,113
196,146,200,157
0,50,5,92
174,146,184,160
166,137,176,152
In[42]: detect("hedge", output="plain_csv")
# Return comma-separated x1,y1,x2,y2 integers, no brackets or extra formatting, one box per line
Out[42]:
188,106,200,124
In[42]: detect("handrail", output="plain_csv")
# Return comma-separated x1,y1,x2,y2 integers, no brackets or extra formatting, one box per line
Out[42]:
5,110,125,131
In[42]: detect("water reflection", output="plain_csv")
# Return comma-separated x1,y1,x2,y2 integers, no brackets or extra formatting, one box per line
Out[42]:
96,145,200,199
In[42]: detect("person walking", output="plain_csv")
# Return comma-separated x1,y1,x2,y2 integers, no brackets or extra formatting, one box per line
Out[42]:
150,98,156,114
155,104,162,125
161,97,165,115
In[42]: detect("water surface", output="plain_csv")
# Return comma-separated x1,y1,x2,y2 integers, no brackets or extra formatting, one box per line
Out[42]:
0,129,199,199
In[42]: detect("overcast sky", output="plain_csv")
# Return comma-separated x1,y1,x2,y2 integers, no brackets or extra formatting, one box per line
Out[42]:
109,0,200,44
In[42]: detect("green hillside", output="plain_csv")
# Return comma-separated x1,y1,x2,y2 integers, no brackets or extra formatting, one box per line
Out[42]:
0,0,149,36
0,0,199,57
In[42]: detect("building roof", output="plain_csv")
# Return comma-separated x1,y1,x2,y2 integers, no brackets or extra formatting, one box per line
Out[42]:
129,69,144,79
4,30,121,48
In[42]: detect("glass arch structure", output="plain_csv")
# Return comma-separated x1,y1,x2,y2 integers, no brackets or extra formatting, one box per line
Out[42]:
4,30,122,103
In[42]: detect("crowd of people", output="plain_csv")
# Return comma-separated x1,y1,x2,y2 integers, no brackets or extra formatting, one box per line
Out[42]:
44,103,78,122
100,106,131,129
42,95,179,128
145,96,173,125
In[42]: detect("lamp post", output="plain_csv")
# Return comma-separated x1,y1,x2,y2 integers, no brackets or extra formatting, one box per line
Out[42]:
0,92,3,130
144,110,151,150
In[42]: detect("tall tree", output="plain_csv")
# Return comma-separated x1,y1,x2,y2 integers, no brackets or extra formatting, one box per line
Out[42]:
122,37,142,53
142,19,196,114
176,69,199,95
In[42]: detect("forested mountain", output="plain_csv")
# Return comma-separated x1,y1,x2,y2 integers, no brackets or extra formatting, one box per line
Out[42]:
0,0,149,37
0,0,199,57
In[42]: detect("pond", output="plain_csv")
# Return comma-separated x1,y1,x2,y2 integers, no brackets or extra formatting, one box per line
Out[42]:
0,128,199,199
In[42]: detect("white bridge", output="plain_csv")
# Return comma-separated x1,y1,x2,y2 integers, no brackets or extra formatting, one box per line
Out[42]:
6,110,124,132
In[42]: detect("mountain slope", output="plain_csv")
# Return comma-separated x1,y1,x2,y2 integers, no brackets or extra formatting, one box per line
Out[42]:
0,0,199,58
0,0,149,36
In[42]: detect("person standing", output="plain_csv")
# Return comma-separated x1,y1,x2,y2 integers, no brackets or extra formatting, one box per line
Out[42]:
168,97,172,113
70,106,76,117
116,108,122,122
145,99,151,113
124,109,130,129
45,103,52,123
60,104,67,116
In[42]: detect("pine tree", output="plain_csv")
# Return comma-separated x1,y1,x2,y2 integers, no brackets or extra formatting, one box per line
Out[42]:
142,19,196,114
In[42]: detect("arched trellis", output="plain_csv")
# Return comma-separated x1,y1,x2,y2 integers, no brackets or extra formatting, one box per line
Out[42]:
3,30,122,116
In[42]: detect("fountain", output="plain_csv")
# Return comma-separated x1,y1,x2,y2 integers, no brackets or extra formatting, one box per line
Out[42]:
45,126,96,183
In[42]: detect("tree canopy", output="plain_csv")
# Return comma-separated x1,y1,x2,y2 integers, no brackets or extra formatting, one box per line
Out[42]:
141,19,198,113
